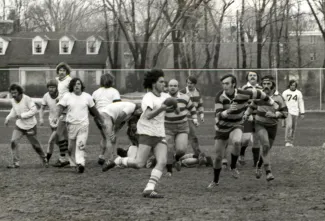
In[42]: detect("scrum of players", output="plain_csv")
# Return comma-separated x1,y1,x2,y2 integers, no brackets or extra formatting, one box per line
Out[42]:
4,62,305,198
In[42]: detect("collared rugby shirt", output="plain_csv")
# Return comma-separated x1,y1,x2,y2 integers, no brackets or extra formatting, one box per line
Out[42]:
165,92,197,124
180,87,204,116
214,89,274,132
246,91,288,126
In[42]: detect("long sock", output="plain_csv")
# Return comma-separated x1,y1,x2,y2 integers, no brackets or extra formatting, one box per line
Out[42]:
213,168,221,183
166,164,173,173
192,154,199,159
175,153,184,162
46,153,52,161
58,140,68,160
230,154,239,170
252,148,260,166
264,164,271,174
145,169,163,191
257,157,264,168
240,145,248,156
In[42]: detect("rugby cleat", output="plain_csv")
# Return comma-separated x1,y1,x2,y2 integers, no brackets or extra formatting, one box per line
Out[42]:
165,172,172,177
43,158,49,168
231,168,240,179
102,160,116,172
207,181,219,189
266,172,275,182
255,168,262,179
142,190,164,198
7,162,20,169
77,164,85,173
97,158,105,165
174,161,182,171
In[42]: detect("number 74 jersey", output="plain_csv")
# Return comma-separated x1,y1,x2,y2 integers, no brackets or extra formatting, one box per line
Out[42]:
282,89,305,116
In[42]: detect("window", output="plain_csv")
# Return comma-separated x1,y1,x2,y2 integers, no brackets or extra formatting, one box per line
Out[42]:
88,41,96,53
61,41,69,53
310,53,316,61
0,42,3,54
34,41,42,53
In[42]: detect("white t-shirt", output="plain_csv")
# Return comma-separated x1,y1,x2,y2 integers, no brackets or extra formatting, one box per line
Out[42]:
6,94,38,130
57,75,72,101
101,102,136,122
137,92,170,137
58,92,95,125
92,87,121,112
282,89,305,116
42,92,59,127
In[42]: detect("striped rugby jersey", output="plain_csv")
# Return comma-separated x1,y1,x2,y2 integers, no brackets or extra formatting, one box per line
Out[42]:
180,87,204,117
242,82,263,91
246,91,288,126
242,82,263,116
214,88,274,132
165,92,197,124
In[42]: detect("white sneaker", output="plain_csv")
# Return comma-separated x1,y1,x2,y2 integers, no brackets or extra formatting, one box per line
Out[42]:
165,172,172,177
114,156,122,166
285,142,293,147
266,172,275,182
207,181,219,189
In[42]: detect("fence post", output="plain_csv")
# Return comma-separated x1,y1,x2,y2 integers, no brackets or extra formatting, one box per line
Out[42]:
275,68,278,91
320,68,322,111
188,69,191,76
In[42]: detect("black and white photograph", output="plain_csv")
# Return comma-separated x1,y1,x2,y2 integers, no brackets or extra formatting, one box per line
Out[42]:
0,0,324,220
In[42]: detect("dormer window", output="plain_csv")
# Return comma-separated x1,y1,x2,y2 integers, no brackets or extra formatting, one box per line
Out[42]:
59,36,75,54
32,36,48,55
62,41,69,53
88,41,96,53
87,35,103,54
0,37,11,55
35,41,42,53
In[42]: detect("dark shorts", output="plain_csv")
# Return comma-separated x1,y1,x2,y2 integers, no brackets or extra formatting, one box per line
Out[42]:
243,120,255,133
50,126,57,132
138,135,167,148
255,122,278,141
15,125,37,136
165,121,189,136
214,126,243,141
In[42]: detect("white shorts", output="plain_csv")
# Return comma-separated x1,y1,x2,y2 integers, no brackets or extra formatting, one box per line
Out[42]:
67,123,89,141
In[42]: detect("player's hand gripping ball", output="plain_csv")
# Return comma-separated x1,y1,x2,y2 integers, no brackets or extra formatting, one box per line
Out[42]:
163,97,180,114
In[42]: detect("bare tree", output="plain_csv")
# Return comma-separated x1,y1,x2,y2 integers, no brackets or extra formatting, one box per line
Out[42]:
206,0,234,68
239,0,247,69
105,0,168,69
25,0,100,32
102,0,121,70
307,0,325,100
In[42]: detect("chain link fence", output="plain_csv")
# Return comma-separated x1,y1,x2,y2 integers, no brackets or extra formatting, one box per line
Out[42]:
0,68,323,111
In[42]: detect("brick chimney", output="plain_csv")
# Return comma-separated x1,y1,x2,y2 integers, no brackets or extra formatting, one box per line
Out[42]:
0,20,14,35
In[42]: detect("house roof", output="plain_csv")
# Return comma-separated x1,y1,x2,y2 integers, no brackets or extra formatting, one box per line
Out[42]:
0,32,108,68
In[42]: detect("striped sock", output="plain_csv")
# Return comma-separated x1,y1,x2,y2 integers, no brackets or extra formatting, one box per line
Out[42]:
145,169,163,191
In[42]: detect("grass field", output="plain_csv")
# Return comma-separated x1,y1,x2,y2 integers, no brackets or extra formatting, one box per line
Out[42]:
0,112,325,221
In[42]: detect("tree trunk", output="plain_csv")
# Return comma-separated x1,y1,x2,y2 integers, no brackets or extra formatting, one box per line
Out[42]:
240,0,247,69
212,33,221,69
